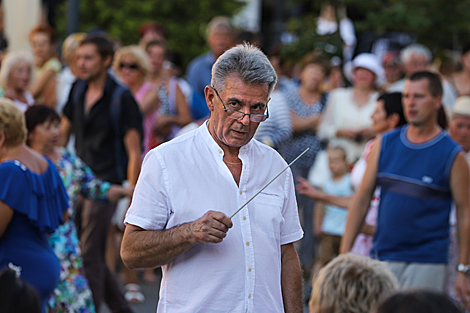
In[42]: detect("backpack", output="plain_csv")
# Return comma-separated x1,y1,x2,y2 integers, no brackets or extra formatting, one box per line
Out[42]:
72,79,128,182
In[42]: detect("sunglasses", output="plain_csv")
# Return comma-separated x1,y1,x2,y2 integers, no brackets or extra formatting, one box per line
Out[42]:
119,62,139,70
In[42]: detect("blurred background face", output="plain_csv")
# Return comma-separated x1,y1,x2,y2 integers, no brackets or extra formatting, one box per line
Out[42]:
208,29,233,58
450,115,470,152
383,62,401,84
353,67,375,89
371,99,389,134
301,63,326,91
31,32,52,65
403,54,428,75
9,60,32,91
461,51,470,71
76,43,107,81
29,119,60,150
147,44,165,73
327,148,348,177
117,56,142,86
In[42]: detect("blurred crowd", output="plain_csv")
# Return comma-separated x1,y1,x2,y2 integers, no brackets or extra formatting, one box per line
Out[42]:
1,2,470,313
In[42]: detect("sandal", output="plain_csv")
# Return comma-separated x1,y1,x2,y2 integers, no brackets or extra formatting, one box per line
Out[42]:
124,283,145,304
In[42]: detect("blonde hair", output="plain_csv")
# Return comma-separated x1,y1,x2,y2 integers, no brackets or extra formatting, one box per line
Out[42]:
113,45,151,77
62,32,86,65
0,98,27,147
309,254,398,313
0,51,34,87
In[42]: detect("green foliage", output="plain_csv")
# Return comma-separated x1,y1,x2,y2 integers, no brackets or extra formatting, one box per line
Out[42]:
283,0,470,61
55,0,243,72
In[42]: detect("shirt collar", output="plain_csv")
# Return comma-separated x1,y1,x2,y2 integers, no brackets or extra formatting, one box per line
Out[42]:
198,120,252,160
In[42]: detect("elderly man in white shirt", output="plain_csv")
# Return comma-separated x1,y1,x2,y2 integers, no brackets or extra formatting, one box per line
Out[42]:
121,43,304,313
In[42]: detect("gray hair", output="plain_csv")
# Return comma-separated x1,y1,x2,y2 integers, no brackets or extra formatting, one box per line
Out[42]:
0,51,34,87
206,16,234,38
401,44,432,64
211,43,278,97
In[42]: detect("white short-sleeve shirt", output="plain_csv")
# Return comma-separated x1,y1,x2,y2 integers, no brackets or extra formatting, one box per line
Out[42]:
125,122,303,313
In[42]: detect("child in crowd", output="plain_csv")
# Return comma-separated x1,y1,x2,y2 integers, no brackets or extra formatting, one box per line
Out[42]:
313,145,354,275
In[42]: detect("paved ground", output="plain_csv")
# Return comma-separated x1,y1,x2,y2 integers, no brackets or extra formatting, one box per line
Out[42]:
100,269,161,313
100,268,311,313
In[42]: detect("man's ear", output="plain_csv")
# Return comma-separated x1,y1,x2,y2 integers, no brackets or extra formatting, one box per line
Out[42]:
104,55,113,69
205,86,215,112
388,113,400,129
0,132,5,148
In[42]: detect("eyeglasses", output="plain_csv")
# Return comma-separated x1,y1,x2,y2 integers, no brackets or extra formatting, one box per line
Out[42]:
119,62,139,70
212,87,269,123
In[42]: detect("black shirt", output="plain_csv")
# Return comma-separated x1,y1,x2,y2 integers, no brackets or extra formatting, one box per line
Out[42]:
63,74,143,184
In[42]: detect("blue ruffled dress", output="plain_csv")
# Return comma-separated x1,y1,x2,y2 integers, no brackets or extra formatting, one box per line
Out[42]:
0,159,69,313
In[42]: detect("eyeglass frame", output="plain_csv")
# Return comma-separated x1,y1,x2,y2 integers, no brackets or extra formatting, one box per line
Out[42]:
212,86,270,122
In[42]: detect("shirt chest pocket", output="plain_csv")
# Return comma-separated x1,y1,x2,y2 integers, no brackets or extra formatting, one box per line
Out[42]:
252,192,284,239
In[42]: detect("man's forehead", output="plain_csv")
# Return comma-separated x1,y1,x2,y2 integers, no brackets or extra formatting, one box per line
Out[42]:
78,43,98,54
404,79,429,93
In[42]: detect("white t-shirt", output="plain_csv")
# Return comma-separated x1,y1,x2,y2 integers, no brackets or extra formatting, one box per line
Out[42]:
125,122,303,313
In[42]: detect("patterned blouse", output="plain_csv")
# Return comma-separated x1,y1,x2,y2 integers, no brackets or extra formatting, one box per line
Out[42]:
278,88,328,169
47,148,110,313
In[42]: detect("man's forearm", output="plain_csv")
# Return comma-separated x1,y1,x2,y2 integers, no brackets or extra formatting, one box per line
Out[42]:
281,243,303,313
121,223,197,269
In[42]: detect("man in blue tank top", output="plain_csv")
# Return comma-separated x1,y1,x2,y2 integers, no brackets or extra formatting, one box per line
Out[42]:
340,71,470,308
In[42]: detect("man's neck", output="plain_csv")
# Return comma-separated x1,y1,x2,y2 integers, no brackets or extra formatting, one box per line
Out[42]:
406,122,441,144
87,70,108,92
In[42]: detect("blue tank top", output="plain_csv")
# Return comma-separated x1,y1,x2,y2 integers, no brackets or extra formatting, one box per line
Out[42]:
372,126,461,263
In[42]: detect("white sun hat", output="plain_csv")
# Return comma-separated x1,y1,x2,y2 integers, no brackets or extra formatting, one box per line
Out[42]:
344,53,385,87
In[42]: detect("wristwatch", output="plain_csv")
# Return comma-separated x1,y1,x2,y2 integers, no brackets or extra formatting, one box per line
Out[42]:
456,263,470,275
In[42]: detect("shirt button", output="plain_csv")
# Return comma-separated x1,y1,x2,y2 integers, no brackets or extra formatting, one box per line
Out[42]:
246,241,250,246
248,294,251,299
248,268,252,272
239,190,242,195
243,216,246,220
218,150,222,154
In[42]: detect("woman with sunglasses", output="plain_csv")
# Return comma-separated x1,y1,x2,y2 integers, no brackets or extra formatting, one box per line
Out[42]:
113,45,161,302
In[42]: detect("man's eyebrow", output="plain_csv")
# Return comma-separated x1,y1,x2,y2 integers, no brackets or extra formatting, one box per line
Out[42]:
227,97,267,107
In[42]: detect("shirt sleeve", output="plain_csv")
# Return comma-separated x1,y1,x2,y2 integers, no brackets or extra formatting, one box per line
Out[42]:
124,150,171,230
120,90,144,141
280,168,304,245
44,58,62,73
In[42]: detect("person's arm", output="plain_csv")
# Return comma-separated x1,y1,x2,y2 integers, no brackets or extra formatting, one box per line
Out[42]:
30,67,56,99
155,84,192,131
123,128,141,187
340,137,381,254
121,210,233,269
291,112,321,133
59,116,72,147
281,243,303,313
297,177,352,208
139,85,160,116
450,152,470,308
0,201,13,239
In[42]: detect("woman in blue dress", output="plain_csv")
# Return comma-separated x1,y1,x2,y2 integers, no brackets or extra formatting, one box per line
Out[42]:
0,99,69,313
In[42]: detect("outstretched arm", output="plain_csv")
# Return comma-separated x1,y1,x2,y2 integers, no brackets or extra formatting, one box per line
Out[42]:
451,152,470,308
121,210,233,269
340,137,380,254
